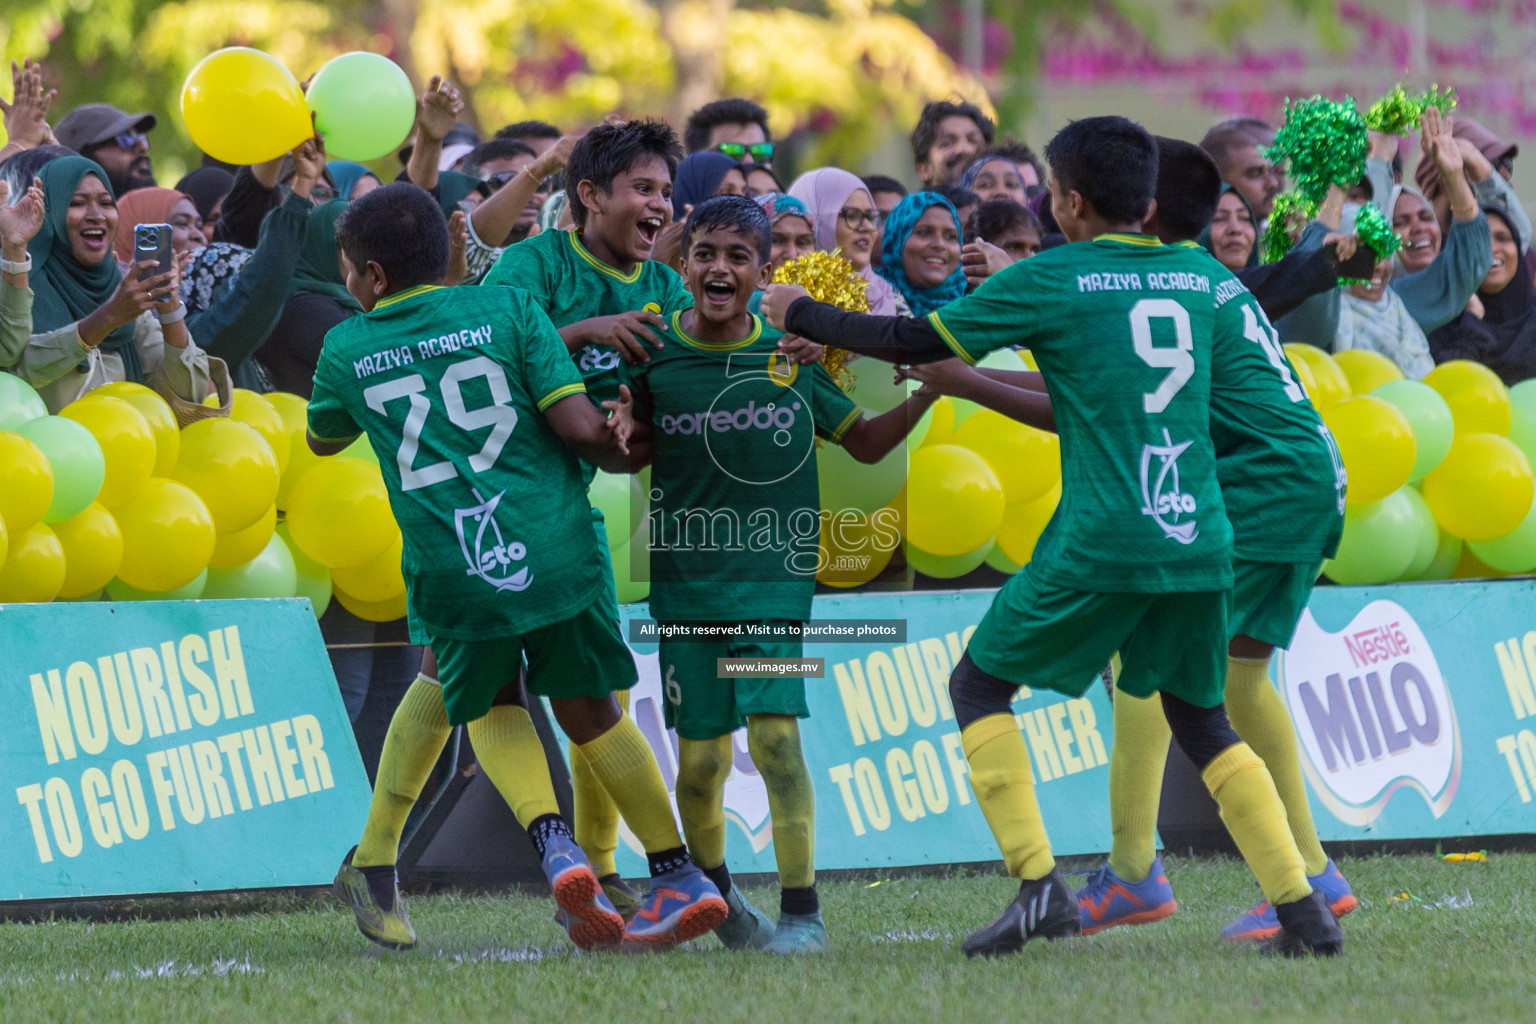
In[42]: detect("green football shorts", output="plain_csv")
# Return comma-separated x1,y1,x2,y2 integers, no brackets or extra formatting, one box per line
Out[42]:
1229,559,1316,649
659,621,811,740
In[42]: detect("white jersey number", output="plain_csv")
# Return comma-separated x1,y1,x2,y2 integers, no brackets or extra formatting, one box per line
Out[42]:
1240,303,1307,402
363,356,518,492
1130,299,1195,414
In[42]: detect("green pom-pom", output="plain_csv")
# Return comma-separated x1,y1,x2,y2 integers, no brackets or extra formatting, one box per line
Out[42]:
1421,84,1458,116
1261,192,1318,264
1339,205,1401,286
1265,95,1369,206
1364,83,1460,135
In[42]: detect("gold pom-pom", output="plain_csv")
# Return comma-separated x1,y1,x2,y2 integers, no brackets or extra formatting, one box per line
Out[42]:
772,249,868,390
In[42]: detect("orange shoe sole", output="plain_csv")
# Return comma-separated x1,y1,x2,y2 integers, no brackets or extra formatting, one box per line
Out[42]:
622,895,729,950
1080,900,1179,936
552,866,625,951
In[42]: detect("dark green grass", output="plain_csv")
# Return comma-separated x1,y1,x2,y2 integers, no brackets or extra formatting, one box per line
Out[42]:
2,853,1532,1024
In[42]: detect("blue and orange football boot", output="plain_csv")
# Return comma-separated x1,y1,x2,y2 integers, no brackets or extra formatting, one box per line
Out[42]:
1222,859,1357,942
622,863,729,949
1075,856,1179,935
542,833,625,951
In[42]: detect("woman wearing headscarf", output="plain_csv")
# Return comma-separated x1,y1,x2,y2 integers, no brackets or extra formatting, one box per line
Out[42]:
876,191,968,316
959,154,1028,204
756,192,817,266
1428,207,1536,384
110,187,208,264
255,199,362,396
175,167,235,224
1412,116,1531,256
1198,184,1258,271
672,151,747,220
326,161,382,202
788,167,901,315
6,155,216,416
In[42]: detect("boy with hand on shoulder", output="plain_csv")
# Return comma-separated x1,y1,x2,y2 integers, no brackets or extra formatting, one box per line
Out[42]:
626,195,934,954
309,183,725,954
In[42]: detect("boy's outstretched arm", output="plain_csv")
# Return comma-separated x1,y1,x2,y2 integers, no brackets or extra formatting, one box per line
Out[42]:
839,392,939,464
543,386,636,473
900,360,1057,433
761,286,956,365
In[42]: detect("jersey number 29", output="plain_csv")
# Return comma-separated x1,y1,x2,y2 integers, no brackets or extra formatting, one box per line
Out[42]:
362,356,518,492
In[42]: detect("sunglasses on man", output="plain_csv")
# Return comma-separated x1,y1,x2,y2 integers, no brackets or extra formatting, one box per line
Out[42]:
715,141,774,163
113,131,150,151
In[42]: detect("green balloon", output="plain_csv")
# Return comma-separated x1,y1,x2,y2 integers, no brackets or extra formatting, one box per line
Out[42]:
1395,486,1440,580
589,470,646,550
984,543,1022,575
1508,379,1536,465
847,362,909,412
1470,496,1536,573
203,533,298,599
1322,489,1420,584
1411,529,1463,581
277,524,331,618
17,415,105,523
306,52,417,162
1372,379,1453,482
342,434,379,464
0,373,46,432
107,570,208,601
60,589,103,603
905,538,994,579
818,439,905,515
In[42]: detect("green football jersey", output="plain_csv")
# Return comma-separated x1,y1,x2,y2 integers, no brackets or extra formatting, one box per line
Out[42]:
307,284,603,642
480,229,693,404
929,234,1233,593
626,311,861,621
1195,245,1348,562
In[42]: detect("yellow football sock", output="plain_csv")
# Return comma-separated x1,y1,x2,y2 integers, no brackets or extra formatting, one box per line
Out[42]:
355,675,452,867
466,705,561,828
575,714,683,853
962,714,1054,881
675,735,732,870
571,688,629,876
1107,687,1171,883
1225,656,1329,876
1202,743,1311,906
748,715,816,890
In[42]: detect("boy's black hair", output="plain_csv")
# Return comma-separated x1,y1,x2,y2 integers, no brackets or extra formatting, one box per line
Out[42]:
565,119,683,229
862,174,908,198
934,184,980,213
683,194,771,262
494,119,561,142
1152,136,1223,242
1044,116,1157,226
965,198,1043,247
334,182,448,290
911,100,995,163
684,98,771,154
462,138,537,177
984,139,1045,183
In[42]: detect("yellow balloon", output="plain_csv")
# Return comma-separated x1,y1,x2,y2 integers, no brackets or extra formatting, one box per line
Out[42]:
1283,344,1352,409
172,418,280,533
230,389,291,476
51,503,124,599
92,382,180,476
817,509,899,588
0,515,7,573
951,410,1061,505
0,430,54,534
1019,349,1039,370
114,478,217,591
278,429,328,510
1333,349,1403,395
331,531,406,602
61,395,156,508
995,482,1062,566
285,457,396,569
1423,359,1511,436
905,445,1006,556
334,585,408,623
907,394,956,451
264,392,310,438
1422,433,1535,541
180,48,311,165
0,523,64,602
1289,357,1318,403
210,503,277,569
1321,396,1416,506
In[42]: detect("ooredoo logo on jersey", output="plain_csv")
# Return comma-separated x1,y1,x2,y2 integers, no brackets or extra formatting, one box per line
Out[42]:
1276,600,1462,826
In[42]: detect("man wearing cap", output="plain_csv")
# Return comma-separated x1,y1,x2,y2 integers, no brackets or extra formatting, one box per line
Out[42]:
55,103,157,196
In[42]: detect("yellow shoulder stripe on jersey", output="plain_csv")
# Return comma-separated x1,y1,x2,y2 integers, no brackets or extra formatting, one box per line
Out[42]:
374,284,442,309
1175,240,1202,249
1095,233,1163,247
928,310,977,365
669,310,761,351
829,405,863,443
536,382,588,410
569,232,644,283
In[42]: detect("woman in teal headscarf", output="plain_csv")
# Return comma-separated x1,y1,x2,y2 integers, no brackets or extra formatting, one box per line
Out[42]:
1197,184,1259,270
326,161,381,202
7,154,213,415
255,199,362,396
877,191,969,316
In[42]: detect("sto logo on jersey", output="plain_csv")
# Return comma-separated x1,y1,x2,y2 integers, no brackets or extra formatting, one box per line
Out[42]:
1139,428,1199,544
455,488,534,593
1277,600,1461,826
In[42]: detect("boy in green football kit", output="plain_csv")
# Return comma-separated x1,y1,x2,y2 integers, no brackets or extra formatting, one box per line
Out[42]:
481,120,694,915
624,195,935,953
309,183,725,953
760,117,1343,959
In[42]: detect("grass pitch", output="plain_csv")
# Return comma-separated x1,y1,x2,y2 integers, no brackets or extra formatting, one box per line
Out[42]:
2,853,1532,1024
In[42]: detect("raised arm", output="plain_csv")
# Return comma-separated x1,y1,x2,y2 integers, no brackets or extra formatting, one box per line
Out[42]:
471,134,577,249
761,286,957,365
404,76,464,194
